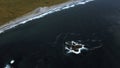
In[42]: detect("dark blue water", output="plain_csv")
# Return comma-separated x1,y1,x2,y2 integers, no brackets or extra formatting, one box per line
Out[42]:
0,0,120,68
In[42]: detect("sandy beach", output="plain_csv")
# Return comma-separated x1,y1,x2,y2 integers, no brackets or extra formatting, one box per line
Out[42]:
0,0,93,34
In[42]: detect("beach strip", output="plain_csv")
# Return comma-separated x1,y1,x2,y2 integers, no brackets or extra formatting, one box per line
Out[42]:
0,0,94,34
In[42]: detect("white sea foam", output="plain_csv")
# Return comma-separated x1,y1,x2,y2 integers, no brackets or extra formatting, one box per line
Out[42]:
4,64,11,68
0,0,94,34
65,41,88,54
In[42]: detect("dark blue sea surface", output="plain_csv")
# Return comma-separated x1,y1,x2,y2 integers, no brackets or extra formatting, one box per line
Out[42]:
0,0,120,68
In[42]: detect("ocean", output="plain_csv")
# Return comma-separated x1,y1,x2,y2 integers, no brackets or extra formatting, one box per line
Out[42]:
0,0,120,68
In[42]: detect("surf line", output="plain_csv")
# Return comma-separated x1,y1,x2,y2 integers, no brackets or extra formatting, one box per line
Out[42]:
0,0,94,34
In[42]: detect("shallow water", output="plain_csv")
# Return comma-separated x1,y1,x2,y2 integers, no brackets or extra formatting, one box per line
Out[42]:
0,0,120,68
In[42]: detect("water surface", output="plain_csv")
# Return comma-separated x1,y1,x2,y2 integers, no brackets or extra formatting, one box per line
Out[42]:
0,0,120,68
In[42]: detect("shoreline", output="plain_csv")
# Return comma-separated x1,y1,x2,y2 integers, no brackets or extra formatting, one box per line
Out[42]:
0,0,93,34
